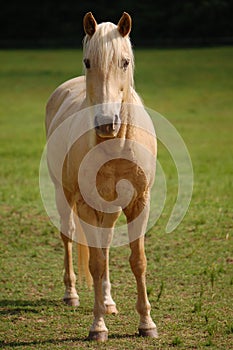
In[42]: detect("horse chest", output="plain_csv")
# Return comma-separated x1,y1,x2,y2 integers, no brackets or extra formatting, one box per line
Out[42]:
96,160,147,202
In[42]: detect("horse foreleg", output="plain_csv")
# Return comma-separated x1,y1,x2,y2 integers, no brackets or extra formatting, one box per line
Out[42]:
129,236,158,338
88,246,108,341
102,247,118,315
61,233,79,306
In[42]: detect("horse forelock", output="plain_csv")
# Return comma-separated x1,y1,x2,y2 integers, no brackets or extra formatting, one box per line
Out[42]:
83,22,134,97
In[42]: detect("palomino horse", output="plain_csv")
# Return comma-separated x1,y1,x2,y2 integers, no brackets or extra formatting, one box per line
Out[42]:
46,12,158,341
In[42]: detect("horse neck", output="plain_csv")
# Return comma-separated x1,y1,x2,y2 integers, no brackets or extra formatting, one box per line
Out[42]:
119,87,144,138
118,102,133,139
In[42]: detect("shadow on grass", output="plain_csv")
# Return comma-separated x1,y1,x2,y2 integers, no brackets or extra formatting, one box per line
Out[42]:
0,337,84,348
0,299,140,348
0,298,60,308
1,333,138,348
0,334,138,348
0,299,61,315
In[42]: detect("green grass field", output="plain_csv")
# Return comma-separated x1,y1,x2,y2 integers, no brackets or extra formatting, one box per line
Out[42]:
0,47,233,349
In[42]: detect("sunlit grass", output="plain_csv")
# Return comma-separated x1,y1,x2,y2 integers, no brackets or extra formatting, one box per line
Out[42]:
0,47,232,349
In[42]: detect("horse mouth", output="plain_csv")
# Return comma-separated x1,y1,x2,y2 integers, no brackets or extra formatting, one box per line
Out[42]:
95,124,119,138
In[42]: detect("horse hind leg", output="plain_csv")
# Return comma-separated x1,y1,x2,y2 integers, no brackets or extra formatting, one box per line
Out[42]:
57,188,79,307
61,232,79,307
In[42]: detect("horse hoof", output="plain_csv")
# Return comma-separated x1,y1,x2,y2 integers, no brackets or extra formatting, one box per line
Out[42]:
88,331,108,342
105,304,119,315
63,298,80,307
139,327,158,338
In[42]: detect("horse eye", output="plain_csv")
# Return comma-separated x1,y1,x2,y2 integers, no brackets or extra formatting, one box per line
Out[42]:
84,58,91,69
122,58,130,71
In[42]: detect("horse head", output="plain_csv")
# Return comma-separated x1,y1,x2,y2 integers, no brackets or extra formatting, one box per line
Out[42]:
83,12,133,138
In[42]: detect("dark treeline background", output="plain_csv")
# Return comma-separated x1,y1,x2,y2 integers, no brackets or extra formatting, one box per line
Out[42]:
1,0,233,48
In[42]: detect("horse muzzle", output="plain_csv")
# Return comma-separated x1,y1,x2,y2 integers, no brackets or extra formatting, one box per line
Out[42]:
94,114,121,138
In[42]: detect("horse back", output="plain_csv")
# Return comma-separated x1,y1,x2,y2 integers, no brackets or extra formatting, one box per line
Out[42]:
45,76,86,138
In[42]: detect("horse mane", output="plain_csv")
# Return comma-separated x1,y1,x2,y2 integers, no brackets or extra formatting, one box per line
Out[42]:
83,22,135,101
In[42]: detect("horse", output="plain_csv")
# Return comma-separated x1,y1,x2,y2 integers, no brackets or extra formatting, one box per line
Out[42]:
45,12,158,341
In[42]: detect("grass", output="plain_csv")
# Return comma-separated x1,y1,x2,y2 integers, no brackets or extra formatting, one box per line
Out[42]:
0,47,233,349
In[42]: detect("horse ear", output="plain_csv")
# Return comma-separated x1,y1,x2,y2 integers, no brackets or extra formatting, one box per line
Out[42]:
83,12,97,37
118,12,132,37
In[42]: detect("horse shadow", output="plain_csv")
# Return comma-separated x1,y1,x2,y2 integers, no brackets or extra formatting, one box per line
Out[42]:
0,298,59,315
0,299,138,348
0,299,85,347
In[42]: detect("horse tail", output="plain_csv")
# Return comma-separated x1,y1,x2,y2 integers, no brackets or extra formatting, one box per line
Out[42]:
77,243,92,289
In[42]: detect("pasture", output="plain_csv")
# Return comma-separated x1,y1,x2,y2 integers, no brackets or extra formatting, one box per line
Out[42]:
0,47,233,349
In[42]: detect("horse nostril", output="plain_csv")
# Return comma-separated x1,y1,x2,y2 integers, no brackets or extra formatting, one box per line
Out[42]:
94,114,121,136
94,115,100,129
105,124,112,133
114,115,120,125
